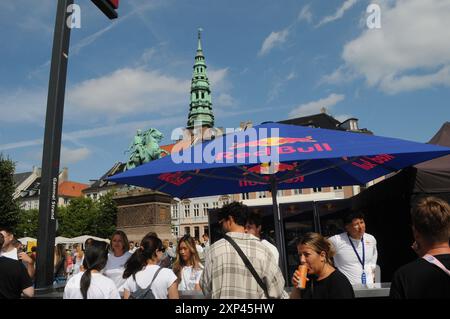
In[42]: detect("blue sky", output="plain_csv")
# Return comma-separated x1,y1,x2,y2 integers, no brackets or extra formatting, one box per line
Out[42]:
1,0,449,184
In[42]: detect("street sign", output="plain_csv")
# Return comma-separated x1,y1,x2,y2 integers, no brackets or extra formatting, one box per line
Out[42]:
91,0,119,19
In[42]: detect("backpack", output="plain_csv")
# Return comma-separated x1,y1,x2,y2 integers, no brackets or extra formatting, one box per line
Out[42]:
129,267,163,299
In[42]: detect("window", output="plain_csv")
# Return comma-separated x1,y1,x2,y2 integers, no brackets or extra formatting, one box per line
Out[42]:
201,92,205,99
172,204,179,219
258,191,266,198
203,226,209,236
194,226,200,239
293,189,301,195
184,204,190,217
333,186,343,190
313,187,322,193
173,226,179,238
184,227,190,235
64,198,69,205
194,203,200,217
203,203,209,216
213,202,219,209
242,193,250,200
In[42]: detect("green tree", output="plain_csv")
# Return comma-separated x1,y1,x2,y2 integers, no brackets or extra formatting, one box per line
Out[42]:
95,192,117,238
15,209,39,238
57,193,117,238
57,197,98,237
0,154,20,230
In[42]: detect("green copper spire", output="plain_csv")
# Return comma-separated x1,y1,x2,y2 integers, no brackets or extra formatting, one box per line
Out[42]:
187,28,214,129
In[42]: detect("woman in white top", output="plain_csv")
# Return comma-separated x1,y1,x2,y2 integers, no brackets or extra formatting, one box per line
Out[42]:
104,230,132,291
63,240,120,299
173,235,203,291
122,234,179,299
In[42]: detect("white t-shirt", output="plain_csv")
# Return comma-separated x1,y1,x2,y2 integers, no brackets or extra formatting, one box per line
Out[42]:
328,232,378,285
261,240,279,263
122,264,177,299
178,265,203,291
0,248,18,260
63,272,120,299
104,251,132,290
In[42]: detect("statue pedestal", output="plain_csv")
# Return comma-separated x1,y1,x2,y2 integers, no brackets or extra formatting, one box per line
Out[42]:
113,188,174,243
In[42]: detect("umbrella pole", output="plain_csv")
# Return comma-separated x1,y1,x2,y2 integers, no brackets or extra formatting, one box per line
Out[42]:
270,178,289,283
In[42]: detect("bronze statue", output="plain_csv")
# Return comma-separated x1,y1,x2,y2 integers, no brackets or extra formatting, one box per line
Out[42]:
125,128,169,170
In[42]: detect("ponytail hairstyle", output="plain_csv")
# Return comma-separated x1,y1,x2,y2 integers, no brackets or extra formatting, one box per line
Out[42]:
123,235,162,280
80,240,108,299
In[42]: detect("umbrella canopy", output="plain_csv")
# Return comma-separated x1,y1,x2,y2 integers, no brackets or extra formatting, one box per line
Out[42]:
109,123,450,197
108,122,450,279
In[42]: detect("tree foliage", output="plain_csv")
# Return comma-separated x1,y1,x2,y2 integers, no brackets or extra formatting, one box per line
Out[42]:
0,154,20,230
57,192,117,239
15,209,39,238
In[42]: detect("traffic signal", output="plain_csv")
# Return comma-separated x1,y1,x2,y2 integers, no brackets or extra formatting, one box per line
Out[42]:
91,0,119,19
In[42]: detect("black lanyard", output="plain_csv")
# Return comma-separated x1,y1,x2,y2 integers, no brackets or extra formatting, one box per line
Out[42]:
347,233,365,269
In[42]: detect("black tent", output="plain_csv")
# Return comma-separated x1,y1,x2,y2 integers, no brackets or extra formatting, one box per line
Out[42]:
351,122,450,282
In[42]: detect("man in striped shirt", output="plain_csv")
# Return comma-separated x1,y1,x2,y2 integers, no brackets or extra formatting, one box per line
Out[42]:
200,202,288,299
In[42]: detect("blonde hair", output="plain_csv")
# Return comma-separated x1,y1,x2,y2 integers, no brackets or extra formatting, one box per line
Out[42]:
297,232,335,265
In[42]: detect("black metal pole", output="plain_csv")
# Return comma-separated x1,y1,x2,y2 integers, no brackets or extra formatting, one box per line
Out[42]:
35,0,73,290
270,178,288,283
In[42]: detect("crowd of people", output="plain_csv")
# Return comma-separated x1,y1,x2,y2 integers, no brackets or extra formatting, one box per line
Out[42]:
0,195,448,299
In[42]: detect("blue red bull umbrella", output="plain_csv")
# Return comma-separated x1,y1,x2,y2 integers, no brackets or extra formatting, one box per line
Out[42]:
108,122,450,279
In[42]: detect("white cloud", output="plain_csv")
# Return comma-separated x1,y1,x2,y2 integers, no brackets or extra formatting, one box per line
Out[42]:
258,28,290,56
0,89,46,123
336,0,450,94
67,68,190,118
298,5,313,23
289,93,345,118
316,0,359,27
0,139,43,151
0,116,185,152
320,65,357,85
379,66,450,94
216,93,235,107
208,68,230,92
286,72,297,81
60,146,91,165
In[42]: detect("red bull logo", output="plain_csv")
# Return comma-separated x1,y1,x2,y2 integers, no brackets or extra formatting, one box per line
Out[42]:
158,172,192,186
230,136,316,149
351,154,396,171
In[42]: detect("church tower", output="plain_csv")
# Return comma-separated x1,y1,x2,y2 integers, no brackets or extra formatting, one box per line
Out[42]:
186,28,214,129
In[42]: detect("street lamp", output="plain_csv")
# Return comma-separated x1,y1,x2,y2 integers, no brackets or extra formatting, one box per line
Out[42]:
35,0,119,291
